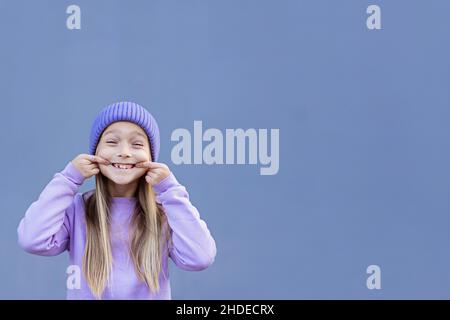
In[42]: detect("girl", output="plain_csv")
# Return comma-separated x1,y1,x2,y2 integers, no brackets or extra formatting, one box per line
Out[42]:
17,101,217,299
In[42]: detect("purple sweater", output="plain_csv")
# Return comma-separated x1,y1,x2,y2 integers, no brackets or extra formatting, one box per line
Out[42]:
17,161,217,299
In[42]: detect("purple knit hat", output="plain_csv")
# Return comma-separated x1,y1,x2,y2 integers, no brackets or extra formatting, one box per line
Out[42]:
89,101,160,161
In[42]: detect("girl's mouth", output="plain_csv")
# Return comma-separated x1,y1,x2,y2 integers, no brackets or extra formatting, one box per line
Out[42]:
111,163,136,170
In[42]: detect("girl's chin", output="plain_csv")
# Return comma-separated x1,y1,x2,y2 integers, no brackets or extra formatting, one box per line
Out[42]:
108,177,138,185
102,172,140,183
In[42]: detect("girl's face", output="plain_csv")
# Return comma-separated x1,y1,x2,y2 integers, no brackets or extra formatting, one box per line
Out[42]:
95,121,151,186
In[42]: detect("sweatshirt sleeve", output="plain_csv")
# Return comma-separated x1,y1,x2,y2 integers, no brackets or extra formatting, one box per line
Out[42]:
153,172,217,271
17,161,86,256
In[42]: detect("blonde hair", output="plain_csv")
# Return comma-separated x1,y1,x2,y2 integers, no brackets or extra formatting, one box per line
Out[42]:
82,173,171,299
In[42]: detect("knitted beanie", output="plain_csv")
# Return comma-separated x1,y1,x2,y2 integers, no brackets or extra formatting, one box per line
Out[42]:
88,101,160,162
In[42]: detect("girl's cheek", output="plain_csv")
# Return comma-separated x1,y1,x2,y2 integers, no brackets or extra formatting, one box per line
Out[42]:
134,150,151,162
136,168,148,177
96,147,113,159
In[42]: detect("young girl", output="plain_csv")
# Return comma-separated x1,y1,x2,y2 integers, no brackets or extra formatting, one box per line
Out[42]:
17,101,217,299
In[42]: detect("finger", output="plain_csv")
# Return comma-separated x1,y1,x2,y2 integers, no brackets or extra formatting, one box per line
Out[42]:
135,161,160,168
150,169,164,176
90,155,110,165
145,174,157,184
146,172,158,180
135,161,150,168
86,163,99,170
145,172,157,181
91,155,109,164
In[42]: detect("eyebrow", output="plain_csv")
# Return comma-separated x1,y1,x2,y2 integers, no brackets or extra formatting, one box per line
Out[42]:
103,129,147,139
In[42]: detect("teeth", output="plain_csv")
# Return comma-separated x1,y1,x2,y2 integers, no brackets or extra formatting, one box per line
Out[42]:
112,163,134,169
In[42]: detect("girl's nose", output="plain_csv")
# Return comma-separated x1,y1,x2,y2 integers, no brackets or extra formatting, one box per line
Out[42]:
118,151,132,158
118,153,131,159
117,145,132,158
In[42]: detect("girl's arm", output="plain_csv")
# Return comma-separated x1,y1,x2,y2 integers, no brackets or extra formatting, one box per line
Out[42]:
17,161,85,256
154,173,217,271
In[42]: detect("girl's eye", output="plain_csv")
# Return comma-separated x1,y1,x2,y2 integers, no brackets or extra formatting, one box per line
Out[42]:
106,141,117,144
133,143,144,147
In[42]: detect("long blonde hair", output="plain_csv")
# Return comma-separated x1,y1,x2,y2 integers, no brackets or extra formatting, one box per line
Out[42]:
82,173,171,299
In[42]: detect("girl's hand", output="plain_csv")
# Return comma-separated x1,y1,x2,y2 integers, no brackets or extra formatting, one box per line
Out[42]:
135,161,171,186
71,154,110,179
